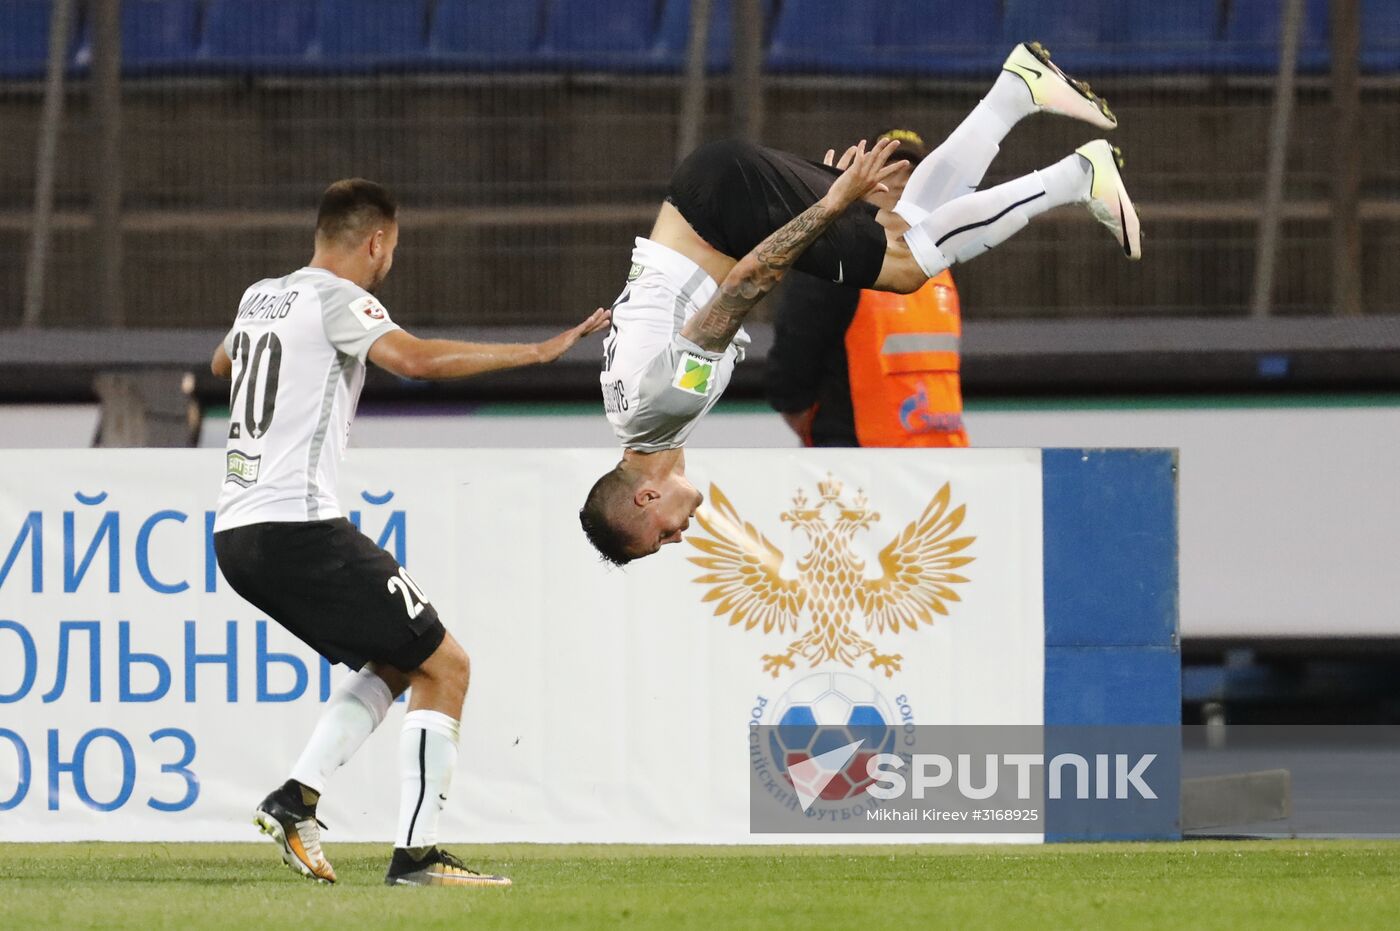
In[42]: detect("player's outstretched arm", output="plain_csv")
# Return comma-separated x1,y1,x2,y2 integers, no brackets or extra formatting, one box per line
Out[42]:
367,307,611,381
211,344,232,378
681,138,903,354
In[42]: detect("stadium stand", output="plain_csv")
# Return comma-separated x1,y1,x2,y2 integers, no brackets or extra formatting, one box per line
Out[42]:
2,0,1394,331
871,0,1003,76
7,0,1387,79
317,0,432,69
1363,0,1400,73
766,0,1000,76
1220,0,1331,74
1112,0,1222,74
652,0,760,72
537,0,664,70
0,0,63,79
428,0,543,69
201,0,317,71
119,0,203,72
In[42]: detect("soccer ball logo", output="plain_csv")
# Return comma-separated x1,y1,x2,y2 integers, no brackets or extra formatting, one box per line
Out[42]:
767,672,897,802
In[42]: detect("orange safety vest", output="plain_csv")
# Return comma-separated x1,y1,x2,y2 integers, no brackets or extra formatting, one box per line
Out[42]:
843,270,968,448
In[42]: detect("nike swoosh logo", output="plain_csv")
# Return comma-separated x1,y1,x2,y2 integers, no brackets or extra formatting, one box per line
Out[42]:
835,261,844,284
1004,63,1042,81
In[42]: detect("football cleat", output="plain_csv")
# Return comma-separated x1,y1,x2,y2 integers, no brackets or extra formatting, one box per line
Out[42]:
253,781,337,884
1076,139,1142,261
1003,41,1118,131
384,847,513,888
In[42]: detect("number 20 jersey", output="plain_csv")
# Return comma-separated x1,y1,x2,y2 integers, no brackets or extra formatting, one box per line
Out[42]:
213,266,399,533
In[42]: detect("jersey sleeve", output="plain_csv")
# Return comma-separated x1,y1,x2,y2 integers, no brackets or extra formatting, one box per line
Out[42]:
315,279,401,362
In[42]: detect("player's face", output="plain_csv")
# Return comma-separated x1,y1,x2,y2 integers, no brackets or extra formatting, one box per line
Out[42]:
366,223,400,292
636,475,705,557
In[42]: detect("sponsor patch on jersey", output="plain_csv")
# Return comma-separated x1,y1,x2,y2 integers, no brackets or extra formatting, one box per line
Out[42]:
349,295,389,330
225,450,261,487
672,352,714,396
627,262,644,282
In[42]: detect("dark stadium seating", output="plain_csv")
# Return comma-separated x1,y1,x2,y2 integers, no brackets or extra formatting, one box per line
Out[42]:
318,0,431,68
1114,0,1222,73
537,0,662,70
202,0,317,70
767,0,1000,75
121,0,202,71
0,0,61,78
0,0,1391,80
766,0,880,74
873,0,1003,76
652,0,779,72
1003,0,1126,60
1221,0,1331,73
1362,0,1400,73
428,0,542,69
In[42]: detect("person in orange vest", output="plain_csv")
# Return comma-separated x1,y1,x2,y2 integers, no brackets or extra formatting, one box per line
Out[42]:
766,129,968,448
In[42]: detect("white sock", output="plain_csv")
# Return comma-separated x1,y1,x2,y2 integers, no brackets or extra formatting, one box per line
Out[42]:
902,154,1090,278
894,71,1036,225
288,667,394,795
396,709,461,850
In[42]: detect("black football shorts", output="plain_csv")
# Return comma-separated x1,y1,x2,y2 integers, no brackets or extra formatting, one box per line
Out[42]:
666,138,888,289
214,518,446,672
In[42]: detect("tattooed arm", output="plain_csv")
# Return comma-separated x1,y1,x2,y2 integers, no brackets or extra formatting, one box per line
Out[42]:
681,137,905,353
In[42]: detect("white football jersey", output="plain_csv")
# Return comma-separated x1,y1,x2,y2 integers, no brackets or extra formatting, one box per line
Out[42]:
599,238,748,452
213,267,399,532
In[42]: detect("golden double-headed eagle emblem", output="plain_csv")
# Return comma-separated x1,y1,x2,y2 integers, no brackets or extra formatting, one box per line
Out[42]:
686,477,976,678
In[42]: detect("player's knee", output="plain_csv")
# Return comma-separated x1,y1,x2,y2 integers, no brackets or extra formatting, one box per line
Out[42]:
442,637,470,684
419,633,469,685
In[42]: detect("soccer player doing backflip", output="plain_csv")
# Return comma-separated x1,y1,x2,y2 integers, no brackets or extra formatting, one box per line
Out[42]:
580,42,1140,565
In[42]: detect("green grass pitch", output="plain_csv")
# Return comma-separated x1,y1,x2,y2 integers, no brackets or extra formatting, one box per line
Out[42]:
2,841,1398,929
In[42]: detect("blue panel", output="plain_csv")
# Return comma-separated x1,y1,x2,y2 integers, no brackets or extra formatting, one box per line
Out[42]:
318,0,429,66
1042,723,1181,841
1222,0,1330,73
428,0,543,68
539,0,663,70
1362,0,1400,73
1041,448,1180,841
1044,647,1182,725
203,0,317,70
1042,448,1178,649
0,0,58,78
121,0,202,72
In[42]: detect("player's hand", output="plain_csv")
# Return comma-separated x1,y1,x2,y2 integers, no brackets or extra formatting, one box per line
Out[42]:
821,137,903,210
536,307,611,363
822,145,859,170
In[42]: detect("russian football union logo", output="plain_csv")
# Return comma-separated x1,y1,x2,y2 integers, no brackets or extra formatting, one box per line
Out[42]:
752,671,916,816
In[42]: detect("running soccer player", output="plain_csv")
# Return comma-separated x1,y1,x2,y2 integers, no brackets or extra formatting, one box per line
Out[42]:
211,179,608,887
579,42,1139,565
